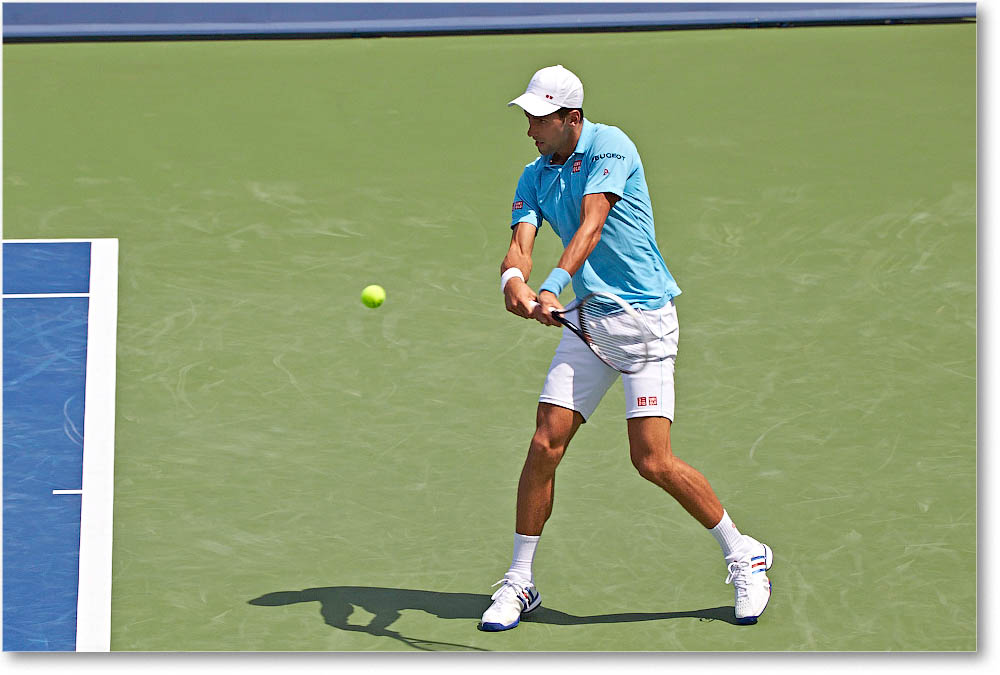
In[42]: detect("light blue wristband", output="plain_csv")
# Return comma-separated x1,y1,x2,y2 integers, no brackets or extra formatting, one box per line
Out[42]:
539,267,572,297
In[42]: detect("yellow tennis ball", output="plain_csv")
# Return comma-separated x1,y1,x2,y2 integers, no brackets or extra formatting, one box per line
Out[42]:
361,284,386,308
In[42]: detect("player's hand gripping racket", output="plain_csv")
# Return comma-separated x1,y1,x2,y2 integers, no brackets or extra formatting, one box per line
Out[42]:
527,292,655,374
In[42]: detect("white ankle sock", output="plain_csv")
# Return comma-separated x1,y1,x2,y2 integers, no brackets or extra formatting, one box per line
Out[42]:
507,533,540,583
709,510,746,559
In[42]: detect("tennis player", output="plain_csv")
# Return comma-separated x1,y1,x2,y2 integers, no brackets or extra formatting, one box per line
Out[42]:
482,65,773,631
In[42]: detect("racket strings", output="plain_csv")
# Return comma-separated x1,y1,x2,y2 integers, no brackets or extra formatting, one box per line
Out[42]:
578,300,651,373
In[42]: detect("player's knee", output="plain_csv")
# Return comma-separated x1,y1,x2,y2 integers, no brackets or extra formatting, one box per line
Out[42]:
527,433,567,471
631,451,676,485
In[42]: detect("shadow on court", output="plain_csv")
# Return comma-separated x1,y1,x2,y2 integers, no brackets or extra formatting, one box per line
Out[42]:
248,586,739,651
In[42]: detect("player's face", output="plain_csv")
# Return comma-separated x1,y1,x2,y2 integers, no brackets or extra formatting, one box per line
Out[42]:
525,111,574,157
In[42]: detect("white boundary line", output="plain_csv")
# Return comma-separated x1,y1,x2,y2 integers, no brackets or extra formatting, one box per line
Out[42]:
75,239,119,652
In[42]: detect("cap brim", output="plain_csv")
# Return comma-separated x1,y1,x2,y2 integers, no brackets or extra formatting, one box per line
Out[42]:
507,92,561,116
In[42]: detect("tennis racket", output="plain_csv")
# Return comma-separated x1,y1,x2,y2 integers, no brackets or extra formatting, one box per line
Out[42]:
527,292,654,374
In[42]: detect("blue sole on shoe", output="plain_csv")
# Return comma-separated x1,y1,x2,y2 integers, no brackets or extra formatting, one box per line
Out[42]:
479,619,519,632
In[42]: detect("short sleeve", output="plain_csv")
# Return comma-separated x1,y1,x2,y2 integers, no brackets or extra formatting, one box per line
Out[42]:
584,129,635,198
510,165,542,229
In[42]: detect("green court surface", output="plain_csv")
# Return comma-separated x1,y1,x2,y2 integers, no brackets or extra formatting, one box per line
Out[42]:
3,23,975,651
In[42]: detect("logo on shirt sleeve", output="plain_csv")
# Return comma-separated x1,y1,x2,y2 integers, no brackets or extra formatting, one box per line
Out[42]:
572,160,582,173
591,152,627,178
512,200,524,211
592,153,627,163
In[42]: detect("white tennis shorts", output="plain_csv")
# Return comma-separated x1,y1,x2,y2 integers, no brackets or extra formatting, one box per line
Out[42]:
539,300,679,422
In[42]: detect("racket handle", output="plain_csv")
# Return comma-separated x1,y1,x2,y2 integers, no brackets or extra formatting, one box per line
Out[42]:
525,300,562,317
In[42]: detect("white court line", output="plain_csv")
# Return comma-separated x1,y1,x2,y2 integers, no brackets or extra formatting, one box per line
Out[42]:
53,490,84,495
75,238,119,652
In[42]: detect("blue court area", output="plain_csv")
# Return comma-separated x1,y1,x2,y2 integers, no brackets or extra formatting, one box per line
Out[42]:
3,242,93,651
3,241,91,295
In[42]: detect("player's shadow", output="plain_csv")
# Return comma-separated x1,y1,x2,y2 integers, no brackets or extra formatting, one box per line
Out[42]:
248,586,739,651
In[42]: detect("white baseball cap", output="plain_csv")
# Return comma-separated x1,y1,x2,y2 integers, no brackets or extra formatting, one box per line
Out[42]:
508,65,584,116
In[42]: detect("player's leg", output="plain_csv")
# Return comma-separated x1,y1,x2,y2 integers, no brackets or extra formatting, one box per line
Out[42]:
624,300,772,624
626,416,723,526
481,403,583,632
481,323,616,632
626,416,773,623
515,402,584,536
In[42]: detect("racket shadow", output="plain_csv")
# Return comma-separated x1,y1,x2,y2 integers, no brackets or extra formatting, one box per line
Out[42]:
248,586,741,650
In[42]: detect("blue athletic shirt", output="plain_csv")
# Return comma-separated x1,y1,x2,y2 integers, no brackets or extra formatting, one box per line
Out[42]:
510,119,681,310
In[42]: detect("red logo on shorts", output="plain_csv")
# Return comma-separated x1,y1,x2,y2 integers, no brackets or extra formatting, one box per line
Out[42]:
572,160,582,173
513,200,524,210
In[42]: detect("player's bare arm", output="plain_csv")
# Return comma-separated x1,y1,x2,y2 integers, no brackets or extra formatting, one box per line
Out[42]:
502,222,539,318
535,192,620,326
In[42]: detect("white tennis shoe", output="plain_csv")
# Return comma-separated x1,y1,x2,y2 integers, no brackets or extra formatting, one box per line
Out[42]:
725,536,773,624
479,574,541,631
